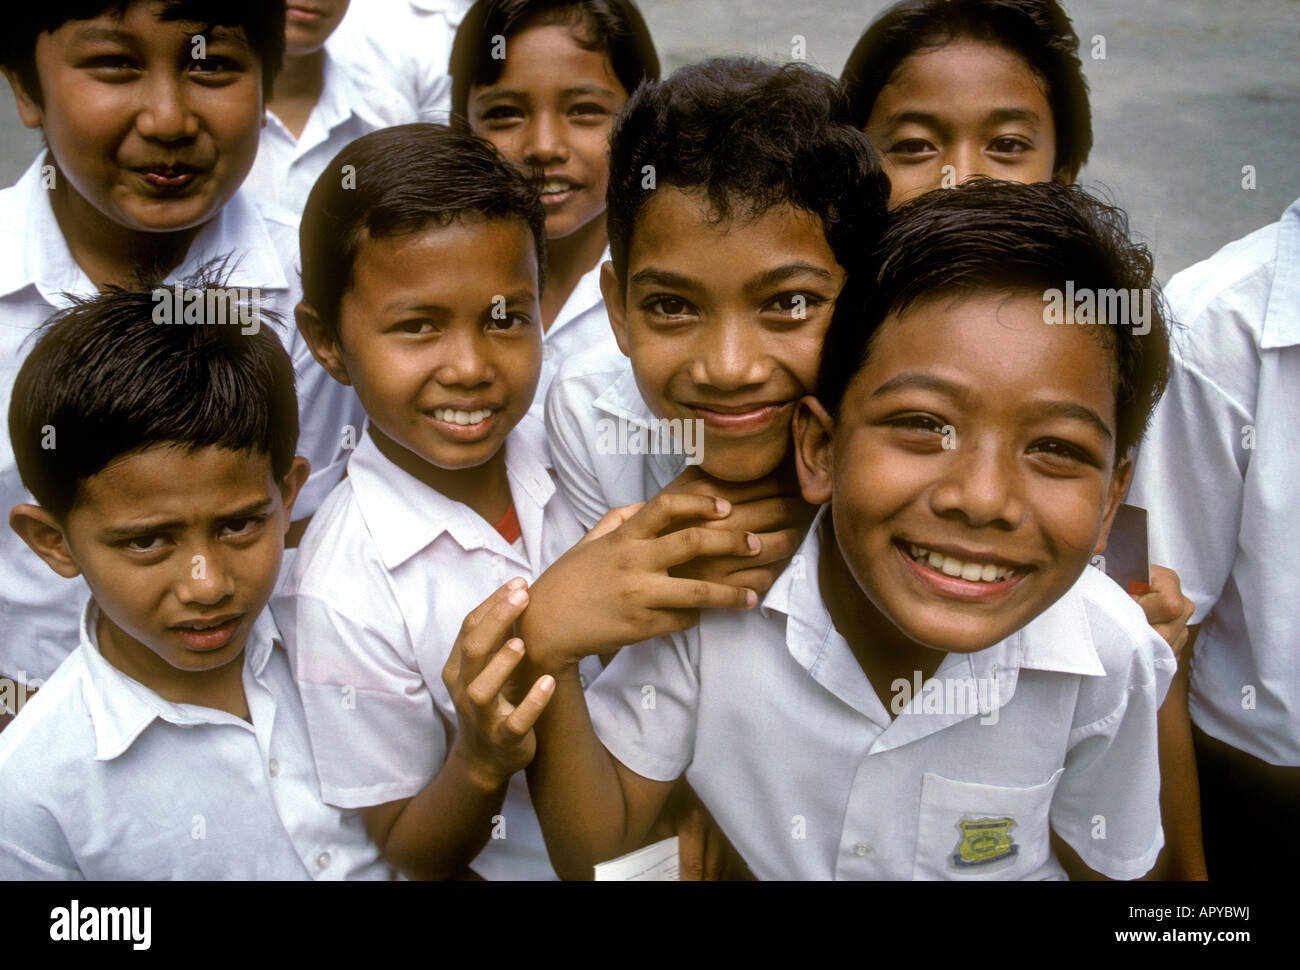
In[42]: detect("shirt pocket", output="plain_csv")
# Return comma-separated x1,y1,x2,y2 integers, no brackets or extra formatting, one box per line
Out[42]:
912,768,1064,880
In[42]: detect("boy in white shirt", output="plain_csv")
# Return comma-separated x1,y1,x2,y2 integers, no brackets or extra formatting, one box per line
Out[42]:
0,1,362,706
1127,195,1300,878
244,0,418,220
522,179,1179,880
276,123,755,879
0,283,386,880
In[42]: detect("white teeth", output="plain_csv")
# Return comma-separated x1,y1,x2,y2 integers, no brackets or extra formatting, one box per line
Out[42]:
907,544,1014,583
434,408,493,426
541,180,571,194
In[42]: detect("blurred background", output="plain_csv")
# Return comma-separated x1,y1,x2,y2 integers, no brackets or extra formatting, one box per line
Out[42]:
2,0,1296,282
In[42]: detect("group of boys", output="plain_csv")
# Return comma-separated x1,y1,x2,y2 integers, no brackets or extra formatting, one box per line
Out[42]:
0,0,1292,882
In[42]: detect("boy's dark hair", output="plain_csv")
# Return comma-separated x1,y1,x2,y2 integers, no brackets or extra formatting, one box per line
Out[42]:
840,0,1092,181
449,0,659,126
817,179,1169,457
605,58,889,284
299,123,547,337
9,271,298,520
1,1,286,105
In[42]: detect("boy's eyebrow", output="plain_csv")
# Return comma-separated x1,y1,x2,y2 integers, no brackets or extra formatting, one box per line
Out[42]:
69,26,138,46
746,262,836,292
876,107,1041,129
628,267,702,292
380,288,537,315
473,84,619,102
98,498,274,541
871,373,1113,440
983,107,1042,127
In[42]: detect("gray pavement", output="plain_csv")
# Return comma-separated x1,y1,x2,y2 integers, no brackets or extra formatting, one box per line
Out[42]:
1,0,1296,282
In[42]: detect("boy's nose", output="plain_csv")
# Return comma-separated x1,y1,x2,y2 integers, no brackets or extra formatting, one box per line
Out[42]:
929,438,1025,530
436,330,495,388
174,550,236,607
522,113,568,167
691,319,770,391
135,75,200,142
946,144,993,187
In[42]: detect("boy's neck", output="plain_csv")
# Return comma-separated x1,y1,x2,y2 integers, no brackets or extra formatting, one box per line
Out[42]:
817,518,946,717
268,50,327,140
49,169,203,289
95,610,251,721
541,215,609,331
369,425,514,525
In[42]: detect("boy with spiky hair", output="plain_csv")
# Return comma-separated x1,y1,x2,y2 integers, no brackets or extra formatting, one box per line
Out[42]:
0,281,386,879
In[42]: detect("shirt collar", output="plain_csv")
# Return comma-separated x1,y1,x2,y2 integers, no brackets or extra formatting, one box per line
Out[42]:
1261,195,1300,349
0,155,288,302
762,506,1105,735
77,598,280,762
345,418,557,570
549,246,609,338
313,49,393,134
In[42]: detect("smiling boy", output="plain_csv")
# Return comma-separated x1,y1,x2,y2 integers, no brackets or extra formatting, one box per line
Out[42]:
0,1,362,711
526,179,1177,881
0,283,386,879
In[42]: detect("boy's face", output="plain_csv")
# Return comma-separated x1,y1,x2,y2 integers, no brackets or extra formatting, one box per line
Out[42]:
327,216,542,472
603,187,845,482
284,1,351,58
5,1,264,234
864,38,1060,209
795,290,1130,654
469,22,627,241
59,445,304,675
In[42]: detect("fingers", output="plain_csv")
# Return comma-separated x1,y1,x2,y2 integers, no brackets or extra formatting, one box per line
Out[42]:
501,674,556,738
1136,565,1187,626
584,502,645,543
702,495,805,535
624,490,731,540
646,573,758,612
464,637,527,711
457,580,530,686
676,804,707,882
651,524,762,569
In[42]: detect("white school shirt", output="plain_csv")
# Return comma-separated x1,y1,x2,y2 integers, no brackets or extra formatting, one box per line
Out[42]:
545,341,686,528
586,511,1176,880
529,248,618,424
271,417,601,880
328,0,473,125
245,50,418,222
1127,196,1300,767
0,156,361,684
0,599,388,880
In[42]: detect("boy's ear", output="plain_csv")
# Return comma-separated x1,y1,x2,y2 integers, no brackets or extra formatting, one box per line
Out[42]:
1,67,44,129
1091,452,1134,555
295,302,352,386
9,504,82,579
599,260,631,358
793,396,835,506
276,457,313,529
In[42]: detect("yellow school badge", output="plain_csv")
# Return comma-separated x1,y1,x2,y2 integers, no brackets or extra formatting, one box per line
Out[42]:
951,817,1019,868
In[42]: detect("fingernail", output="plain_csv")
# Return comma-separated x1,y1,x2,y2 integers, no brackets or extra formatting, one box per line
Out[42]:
507,576,527,590
506,637,524,653
745,589,758,608
509,589,529,606
747,533,761,553
539,675,555,692
715,498,731,515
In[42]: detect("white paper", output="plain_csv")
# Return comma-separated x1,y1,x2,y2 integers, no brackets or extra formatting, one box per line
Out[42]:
593,836,681,881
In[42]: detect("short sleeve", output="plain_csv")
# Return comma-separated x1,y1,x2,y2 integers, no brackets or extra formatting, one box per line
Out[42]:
545,369,613,531
585,632,700,783
1049,642,1172,880
291,592,447,809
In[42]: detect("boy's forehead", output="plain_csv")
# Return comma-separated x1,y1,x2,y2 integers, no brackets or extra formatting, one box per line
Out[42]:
75,444,275,519
52,5,250,47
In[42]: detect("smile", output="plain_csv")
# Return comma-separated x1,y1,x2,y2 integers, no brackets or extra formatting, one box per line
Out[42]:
170,615,242,651
895,541,1028,602
685,401,790,434
426,405,499,441
906,543,1015,583
432,407,495,426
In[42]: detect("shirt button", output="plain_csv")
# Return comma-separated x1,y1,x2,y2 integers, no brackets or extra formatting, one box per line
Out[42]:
268,758,280,777
578,674,588,689
543,344,555,359
316,851,331,870
853,843,871,857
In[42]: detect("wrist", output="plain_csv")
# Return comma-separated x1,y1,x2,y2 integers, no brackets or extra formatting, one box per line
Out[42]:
447,736,512,794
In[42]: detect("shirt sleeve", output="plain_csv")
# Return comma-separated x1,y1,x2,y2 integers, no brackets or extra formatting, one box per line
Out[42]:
544,370,613,531
1049,629,1175,880
0,762,84,880
1127,297,1257,623
585,631,700,783
291,592,448,809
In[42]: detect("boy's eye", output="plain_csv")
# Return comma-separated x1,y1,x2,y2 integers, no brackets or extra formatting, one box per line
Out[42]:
888,413,950,435
488,313,532,332
643,296,696,319
1028,438,1096,467
764,292,826,318
395,319,437,335
123,534,167,553
221,516,266,538
569,102,610,120
479,105,524,124
82,54,141,76
887,138,937,156
988,136,1032,155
